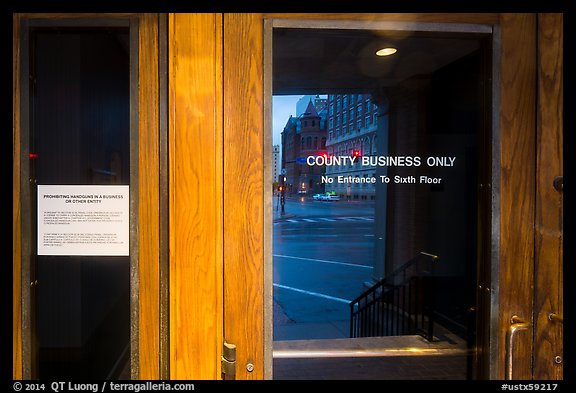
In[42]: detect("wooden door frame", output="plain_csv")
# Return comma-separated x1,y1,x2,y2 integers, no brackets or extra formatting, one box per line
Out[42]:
498,13,563,380
534,13,563,380
223,13,266,380
261,14,498,381
168,13,224,380
224,12,548,380
12,13,166,380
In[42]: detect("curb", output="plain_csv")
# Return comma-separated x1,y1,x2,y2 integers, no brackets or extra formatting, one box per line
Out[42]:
273,214,298,223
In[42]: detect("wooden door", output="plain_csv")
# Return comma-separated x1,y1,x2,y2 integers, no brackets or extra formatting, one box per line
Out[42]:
220,12,562,381
497,13,537,380
533,13,563,380
499,13,563,380
15,12,559,381
167,12,266,380
222,13,266,380
25,14,548,379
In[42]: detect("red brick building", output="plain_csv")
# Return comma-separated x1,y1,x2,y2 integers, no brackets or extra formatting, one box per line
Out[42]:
280,100,327,195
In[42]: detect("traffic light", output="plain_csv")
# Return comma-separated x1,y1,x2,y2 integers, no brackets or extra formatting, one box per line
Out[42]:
320,152,329,159
352,149,361,158
278,186,284,192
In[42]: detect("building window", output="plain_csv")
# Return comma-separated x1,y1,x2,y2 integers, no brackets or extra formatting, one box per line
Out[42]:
357,117,362,130
343,96,348,107
342,125,347,134
303,120,307,127
329,131,333,140
357,103,362,117
336,99,341,113
306,136,312,149
363,137,370,154
350,94,355,104
349,121,354,131
343,112,347,123
329,103,334,116
301,137,305,150
313,137,318,149
365,97,370,108
336,115,340,125
321,137,326,149
366,115,371,125
329,117,334,129
312,120,315,127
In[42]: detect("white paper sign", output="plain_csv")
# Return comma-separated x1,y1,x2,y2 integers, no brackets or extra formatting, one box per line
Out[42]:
38,185,130,256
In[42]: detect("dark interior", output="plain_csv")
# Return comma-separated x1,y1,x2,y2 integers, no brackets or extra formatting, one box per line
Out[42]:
30,28,131,379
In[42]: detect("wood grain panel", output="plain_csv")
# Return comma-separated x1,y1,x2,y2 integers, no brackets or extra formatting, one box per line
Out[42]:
534,13,563,380
13,13,22,380
497,13,536,380
169,13,223,380
223,13,264,380
138,13,160,380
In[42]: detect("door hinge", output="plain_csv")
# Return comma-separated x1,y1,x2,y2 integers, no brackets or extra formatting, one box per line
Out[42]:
221,341,236,380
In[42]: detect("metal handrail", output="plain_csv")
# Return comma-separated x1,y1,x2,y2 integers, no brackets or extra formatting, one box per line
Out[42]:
350,252,437,341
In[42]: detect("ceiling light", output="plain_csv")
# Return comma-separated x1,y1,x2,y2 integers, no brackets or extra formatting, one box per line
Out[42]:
375,47,397,57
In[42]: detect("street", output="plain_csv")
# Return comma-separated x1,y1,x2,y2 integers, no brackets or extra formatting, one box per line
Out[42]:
273,197,375,340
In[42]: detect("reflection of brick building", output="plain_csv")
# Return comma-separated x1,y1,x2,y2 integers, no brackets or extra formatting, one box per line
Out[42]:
281,100,327,195
325,94,382,200
296,95,327,116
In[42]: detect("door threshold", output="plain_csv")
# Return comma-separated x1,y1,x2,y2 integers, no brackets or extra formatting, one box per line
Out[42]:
273,335,468,358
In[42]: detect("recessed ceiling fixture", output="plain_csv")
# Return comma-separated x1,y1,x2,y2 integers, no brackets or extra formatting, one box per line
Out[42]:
375,47,397,57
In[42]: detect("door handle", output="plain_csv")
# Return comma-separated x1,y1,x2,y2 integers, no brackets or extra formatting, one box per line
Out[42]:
548,313,563,323
505,315,530,380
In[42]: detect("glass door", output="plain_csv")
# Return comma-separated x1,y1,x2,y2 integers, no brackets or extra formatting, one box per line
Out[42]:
27,22,132,380
268,23,493,380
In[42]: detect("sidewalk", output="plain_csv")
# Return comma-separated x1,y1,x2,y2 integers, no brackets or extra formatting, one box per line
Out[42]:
273,301,349,341
272,210,297,222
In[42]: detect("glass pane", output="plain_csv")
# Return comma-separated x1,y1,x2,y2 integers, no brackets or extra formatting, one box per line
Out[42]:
29,28,131,379
272,27,490,380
